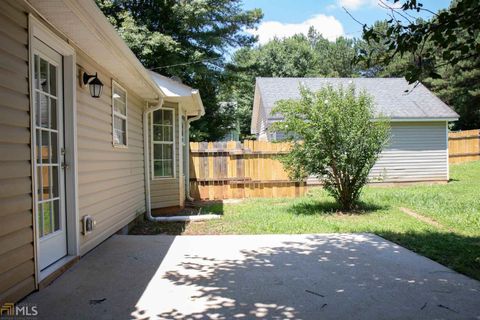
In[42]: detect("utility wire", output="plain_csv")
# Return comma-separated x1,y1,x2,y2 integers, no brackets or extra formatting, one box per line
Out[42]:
149,57,223,71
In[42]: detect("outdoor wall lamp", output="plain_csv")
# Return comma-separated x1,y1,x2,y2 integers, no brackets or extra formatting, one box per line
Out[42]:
83,72,104,98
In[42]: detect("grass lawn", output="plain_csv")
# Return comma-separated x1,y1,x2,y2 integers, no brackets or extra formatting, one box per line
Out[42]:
133,161,480,280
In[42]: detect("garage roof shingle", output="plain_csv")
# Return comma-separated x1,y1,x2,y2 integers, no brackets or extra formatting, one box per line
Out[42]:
256,77,459,121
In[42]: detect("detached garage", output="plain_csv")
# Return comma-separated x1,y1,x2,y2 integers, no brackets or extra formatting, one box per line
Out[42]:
251,78,459,183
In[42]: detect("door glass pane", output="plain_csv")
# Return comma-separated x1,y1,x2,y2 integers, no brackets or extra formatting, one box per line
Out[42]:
51,166,59,198
34,55,39,90
39,94,49,128
37,167,43,201
36,130,42,163
49,64,57,96
38,203,43,237
43,201,52,236
53,199,60,232
40,58,48,93
50,98,57,130
42,166,50,200
41,131,50,163
50,132,58,164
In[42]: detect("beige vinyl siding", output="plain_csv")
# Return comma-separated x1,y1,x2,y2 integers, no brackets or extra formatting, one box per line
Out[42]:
370,121,448,182
0,0,36,304
150,102,181,208
76,52,146,255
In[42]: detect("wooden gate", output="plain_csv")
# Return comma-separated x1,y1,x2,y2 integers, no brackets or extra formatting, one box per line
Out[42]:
189,140,306,200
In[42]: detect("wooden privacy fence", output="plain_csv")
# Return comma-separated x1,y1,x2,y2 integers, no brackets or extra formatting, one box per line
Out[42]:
189,130,479,200
449,129,480,164
189,140,306,200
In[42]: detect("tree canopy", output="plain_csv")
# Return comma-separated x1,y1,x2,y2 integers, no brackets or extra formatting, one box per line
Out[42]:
220,30,361,139
97,0,479,139
357,1,480,129
95,0,262,141
359,0,479,82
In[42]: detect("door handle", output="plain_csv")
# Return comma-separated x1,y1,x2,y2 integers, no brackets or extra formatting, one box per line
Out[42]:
61,163,69,169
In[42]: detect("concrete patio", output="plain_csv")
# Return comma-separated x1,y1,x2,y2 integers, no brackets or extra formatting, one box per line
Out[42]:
25,234,480,319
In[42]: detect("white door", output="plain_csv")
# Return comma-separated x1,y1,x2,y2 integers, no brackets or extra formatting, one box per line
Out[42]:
33,38,67,270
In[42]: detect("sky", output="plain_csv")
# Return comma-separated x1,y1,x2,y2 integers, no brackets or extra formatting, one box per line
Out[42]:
242,0,451,44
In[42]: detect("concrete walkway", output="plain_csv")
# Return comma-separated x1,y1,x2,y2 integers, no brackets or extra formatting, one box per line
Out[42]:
26,234,480,319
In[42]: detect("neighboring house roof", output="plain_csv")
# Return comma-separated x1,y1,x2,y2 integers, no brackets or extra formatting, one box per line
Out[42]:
251,77,459,134
30,0,162,101
149,71,205,116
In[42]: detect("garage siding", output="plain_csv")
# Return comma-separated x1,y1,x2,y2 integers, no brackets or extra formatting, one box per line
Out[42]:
76,52,146,255
370,121,448,182
0,0,36,304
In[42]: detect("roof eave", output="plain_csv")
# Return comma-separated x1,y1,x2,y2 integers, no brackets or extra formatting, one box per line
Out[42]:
70,0,162,99
30,0,163,101
387,117,459,122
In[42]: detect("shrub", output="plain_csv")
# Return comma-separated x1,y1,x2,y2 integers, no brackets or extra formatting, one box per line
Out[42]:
271,85,390,211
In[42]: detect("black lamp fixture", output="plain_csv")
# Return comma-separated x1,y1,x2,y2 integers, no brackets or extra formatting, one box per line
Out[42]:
83,72,104,98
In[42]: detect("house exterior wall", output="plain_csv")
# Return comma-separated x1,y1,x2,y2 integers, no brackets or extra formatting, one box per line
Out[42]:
149,102,182,209
370,121,448,182
1,0,152,302
76,52,146,255
0,0,36,304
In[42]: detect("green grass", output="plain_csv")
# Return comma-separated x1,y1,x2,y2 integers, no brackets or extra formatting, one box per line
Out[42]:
143,161,480,280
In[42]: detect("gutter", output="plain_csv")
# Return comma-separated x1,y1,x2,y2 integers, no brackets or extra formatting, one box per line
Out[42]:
143,101,218,222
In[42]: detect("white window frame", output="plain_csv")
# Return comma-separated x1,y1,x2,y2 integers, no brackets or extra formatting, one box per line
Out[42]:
151,107,176,179
112,80,128,147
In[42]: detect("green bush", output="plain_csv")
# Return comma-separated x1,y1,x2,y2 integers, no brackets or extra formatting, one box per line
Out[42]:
271,85,390,211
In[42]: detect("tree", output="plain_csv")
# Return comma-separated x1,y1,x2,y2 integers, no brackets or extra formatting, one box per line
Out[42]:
425,55,480,129
271,86,390,211
356,11,480,130
220,30,360,139
358,0,480,83
95,0,263,141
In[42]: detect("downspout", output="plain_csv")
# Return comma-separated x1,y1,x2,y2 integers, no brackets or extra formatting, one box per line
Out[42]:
143,100,218,222
185,113,202,202
143,99,164,220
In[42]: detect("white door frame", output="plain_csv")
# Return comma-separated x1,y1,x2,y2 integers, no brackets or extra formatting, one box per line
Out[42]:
29,15,79,285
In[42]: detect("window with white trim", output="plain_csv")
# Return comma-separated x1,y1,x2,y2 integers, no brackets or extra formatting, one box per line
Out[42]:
152,108,175,178
112,82,127,146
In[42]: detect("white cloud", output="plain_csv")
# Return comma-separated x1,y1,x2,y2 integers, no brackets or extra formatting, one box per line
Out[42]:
339,0,366,10
247,14,345,45
339,0,403,10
